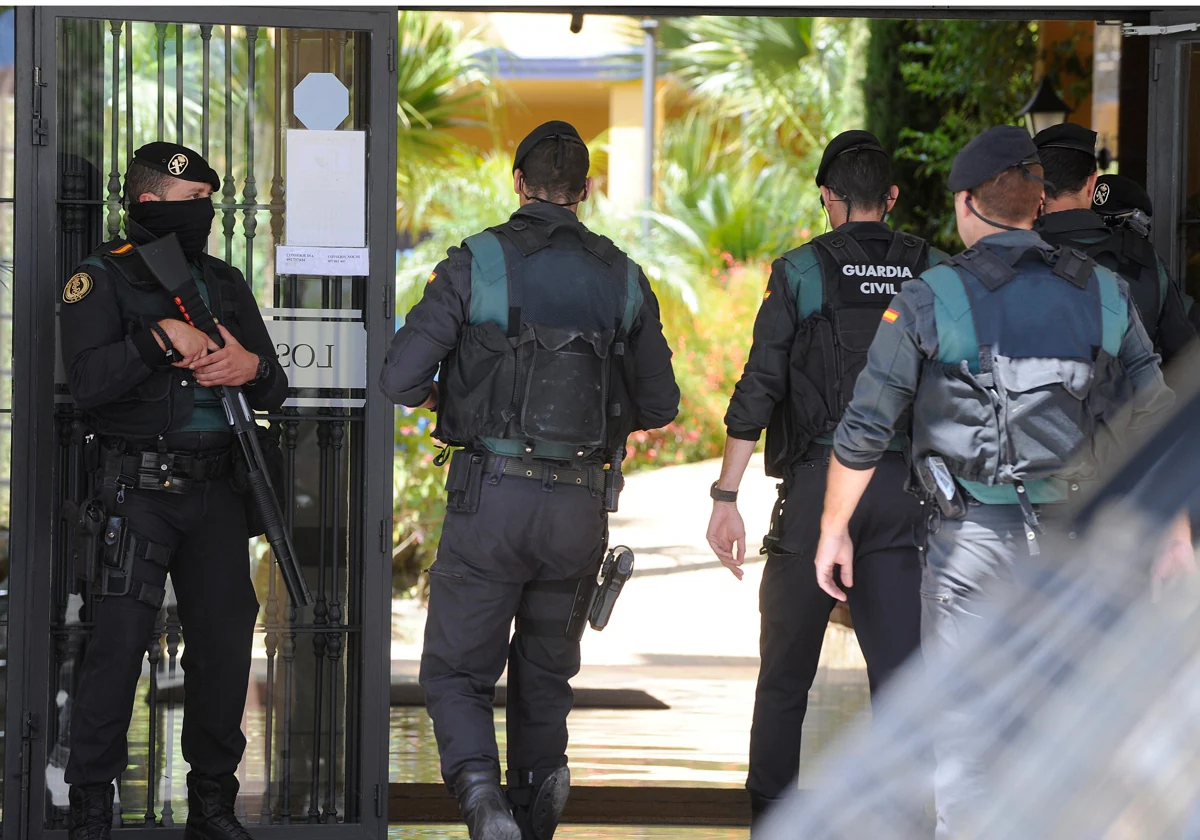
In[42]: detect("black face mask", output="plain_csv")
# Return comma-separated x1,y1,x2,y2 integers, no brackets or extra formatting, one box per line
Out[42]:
127,197,215,260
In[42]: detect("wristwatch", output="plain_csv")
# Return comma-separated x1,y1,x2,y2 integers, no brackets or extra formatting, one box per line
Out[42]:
710,481,738,503
247,356,272,386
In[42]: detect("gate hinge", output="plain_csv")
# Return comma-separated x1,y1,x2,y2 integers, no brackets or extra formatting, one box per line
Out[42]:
1123,22,1199,36
31,66,48,146
21,711,39,741
382,280,394,320
387,38,396,73
374,783,383,818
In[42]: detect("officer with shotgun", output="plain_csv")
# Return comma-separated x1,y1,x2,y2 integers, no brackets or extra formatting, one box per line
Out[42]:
58,143,306,840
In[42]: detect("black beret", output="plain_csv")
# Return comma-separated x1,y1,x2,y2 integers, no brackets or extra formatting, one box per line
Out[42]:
947,125,1041,193
815,130,887,187
512,120,587,173
131,142,219,191
1032,122,1097,156
1092,174,1153,217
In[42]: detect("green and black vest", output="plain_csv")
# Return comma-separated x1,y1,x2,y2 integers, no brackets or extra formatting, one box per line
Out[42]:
912,243,1127,504
763,227,934,477
433,218,642,461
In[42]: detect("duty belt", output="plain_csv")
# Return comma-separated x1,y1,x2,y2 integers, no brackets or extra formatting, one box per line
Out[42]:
110,447,234,494
483,453,606,494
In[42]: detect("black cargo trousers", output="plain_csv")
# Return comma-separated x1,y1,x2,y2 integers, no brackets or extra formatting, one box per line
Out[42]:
420,456,607,795
65,431,260,788
748,447,924,811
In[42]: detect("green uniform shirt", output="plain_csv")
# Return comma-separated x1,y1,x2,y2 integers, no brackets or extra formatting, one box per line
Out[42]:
180,262,231,432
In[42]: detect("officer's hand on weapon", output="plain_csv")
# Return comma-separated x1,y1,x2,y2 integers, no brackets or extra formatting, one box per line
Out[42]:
706,502,747,580
191,324,261,387
814,528,854,602
156,318,217,368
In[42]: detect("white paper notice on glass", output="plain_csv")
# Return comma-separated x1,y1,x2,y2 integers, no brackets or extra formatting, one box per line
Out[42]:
275,246,369,276
285,129,366,247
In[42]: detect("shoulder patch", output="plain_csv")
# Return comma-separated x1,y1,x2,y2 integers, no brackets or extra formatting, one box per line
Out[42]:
427,271,438,285
110,243,134,255
63,272,93,304
881,308,899,323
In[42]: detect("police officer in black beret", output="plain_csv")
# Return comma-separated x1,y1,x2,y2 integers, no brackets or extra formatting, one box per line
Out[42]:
815,125,1179,837
59,142,286,840
705,129,948,833
380,121,679,839
1033,123,1197,371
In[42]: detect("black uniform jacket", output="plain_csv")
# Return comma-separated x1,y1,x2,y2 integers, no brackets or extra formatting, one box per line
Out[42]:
380,202,680,433
60,220,287,439
1036,208,1198,365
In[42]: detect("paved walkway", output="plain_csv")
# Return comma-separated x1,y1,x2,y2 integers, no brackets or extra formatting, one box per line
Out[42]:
392,454,866,674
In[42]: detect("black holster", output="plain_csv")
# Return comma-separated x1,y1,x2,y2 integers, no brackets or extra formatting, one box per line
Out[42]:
445,449,485,513
62,497,106,586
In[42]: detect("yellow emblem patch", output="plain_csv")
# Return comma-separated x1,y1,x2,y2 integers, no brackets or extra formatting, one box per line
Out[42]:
63,272,93,304
881,308,899,323
427,271,438,284
763,289,772,300
111,243,134,255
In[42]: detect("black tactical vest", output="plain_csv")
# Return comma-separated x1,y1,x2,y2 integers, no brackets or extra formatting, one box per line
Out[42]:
763,227,930,477
434,218,641,459
1082,228,1163,337
79,241,245,437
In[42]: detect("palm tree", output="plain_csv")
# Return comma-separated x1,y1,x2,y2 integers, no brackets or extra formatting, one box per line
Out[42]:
395,11,497,235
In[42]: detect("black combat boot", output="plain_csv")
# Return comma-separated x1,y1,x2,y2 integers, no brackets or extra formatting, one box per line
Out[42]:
68,784,114,840
455,769,522,840
185,774,253,840
749,792,781,838
508,766,570,840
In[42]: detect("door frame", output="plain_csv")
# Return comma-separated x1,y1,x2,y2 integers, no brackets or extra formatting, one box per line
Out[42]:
1147,8,1200,286
5,7,398,840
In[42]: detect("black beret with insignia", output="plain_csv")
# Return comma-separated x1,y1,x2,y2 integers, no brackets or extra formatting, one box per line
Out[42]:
131,142,219,191
1092,173,1153,217
947,125,1041,193
815,130,888,187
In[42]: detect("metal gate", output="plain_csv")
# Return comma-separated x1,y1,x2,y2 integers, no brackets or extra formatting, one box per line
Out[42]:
1146,9,1200,304
4,7,397,840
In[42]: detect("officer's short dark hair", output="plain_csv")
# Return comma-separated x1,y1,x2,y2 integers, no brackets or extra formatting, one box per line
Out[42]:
971,165,1045,225
1039,147,1096,200
824,149,892,212
123,161,175,206
518,138,589,204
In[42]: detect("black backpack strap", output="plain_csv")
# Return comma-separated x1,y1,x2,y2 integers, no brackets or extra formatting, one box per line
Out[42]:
949,248,1017,291
884,232,929,277
581,231,618,266
491,219,551,257
1049,246,1094,290
811,231,874,267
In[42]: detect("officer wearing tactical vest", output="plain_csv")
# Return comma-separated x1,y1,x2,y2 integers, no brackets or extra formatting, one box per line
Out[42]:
813,125,1181,838
59,143,285,840
379,121,679,840
705,129,948,831
1032,123,1197,374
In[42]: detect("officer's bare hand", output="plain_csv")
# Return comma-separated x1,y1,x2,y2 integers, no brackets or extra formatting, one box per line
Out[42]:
156,318,217,368
191,325,260,387
417,382,439,411
814,529,854,602
707,502,747,580
1151,512,1196,601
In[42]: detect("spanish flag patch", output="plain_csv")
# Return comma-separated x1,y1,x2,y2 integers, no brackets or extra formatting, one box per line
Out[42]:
882,308,899,323
111,243,134,255
763,289,772,300
427,271,437,284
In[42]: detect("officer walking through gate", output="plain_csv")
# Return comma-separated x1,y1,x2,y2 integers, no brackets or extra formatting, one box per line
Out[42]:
1031,123,1198,374
812,126,1184,838
60,143,285,840
380,121,679,840
705,130,948,832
